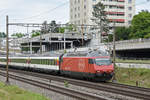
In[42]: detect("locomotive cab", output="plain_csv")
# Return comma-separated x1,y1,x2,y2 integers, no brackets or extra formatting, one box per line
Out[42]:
87,50,114,81
94,58,113,77
88,57,114,81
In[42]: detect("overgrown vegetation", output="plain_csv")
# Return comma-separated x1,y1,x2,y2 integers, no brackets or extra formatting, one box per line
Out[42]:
116,67,150,88
64,81,69,88
0,82,49,100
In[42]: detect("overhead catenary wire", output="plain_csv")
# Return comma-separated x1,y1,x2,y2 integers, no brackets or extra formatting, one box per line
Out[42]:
10,1,69,21
3,0,150,23
1,0,150,33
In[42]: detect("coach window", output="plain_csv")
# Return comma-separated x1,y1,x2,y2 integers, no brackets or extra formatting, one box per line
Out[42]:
54,60,56,65
50,60,52,65
52,60,54,65
49,60,51,65
46,59,48,65
53,60,55,65
48,60,50,65
53,59,56,65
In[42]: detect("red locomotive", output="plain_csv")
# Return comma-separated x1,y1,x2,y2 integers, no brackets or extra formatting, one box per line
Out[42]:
59,50,114,81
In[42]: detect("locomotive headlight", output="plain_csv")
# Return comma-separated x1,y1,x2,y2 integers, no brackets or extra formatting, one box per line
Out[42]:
108,70,113,73
96,70,104,73
96,71,100,73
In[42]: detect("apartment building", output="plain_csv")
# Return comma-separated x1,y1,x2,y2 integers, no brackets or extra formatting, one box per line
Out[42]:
70,0,135,27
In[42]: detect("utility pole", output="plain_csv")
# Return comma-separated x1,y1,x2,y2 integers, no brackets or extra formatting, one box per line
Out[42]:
81,0,84,46
81,25,84,46
40,31,42,54
99,22,102,44
112,22,117,83
40,23,46,54
6,15,9,85
64,32,66,50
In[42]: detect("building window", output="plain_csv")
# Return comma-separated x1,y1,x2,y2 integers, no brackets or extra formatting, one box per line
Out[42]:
78,0,80,3
75,14,77,18
128,21,131,24
93,5,96,9
128,7,132,10
84,5,86,9
75,0,76,4
78,13,80,18
128,0,132,3
75,7,76,11
78,20,80,24
128,14,132,18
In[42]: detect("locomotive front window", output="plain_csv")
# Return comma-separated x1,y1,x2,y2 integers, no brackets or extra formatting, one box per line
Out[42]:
95,58,111,65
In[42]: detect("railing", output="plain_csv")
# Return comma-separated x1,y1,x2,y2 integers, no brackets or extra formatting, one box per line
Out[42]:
115,38,150,44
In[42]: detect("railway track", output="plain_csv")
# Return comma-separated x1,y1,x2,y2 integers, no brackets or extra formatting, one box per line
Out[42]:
0,70,106,100
0,68,150,99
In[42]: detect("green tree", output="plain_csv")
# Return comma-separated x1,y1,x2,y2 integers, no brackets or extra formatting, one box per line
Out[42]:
130,10,150,39
11,33,25,38
59,27,65,33
115,27,131,41
41,20,59,34
91,2,109,42
57,24,76,33
31,30,41,37
107,27,131,42
41,20,77,34
49,20,59,33
65,24,76,32
0,32,6,38
144,33,150,38
41,21,49,34
108,34,113,42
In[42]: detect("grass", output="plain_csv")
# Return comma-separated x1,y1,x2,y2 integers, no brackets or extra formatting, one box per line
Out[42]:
115,67,150,88
0,82,49,100
116,59,150,64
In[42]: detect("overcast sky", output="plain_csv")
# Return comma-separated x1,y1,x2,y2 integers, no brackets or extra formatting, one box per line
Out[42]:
0,0,150,33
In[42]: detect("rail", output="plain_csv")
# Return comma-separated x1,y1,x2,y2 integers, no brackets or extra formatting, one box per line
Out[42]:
0,70,106,100
0,68,149,99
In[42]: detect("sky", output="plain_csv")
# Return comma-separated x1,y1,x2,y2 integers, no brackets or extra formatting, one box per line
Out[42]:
0,0,150,34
